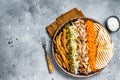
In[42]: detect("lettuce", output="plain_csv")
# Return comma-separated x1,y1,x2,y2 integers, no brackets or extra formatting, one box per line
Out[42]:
66,24,79,74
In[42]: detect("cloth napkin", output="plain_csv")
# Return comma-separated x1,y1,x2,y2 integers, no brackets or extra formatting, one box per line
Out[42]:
46,8,85,38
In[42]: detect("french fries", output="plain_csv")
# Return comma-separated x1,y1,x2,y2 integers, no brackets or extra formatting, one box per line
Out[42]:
54,31,69,71
55,53,63,67
61,29,69,53
63,62,67,68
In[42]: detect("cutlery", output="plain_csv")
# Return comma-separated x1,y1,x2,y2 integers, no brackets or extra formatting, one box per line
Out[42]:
41,37,54,74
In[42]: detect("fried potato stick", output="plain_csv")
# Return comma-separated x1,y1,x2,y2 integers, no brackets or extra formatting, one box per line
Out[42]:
61,29,69,53
56,32,69,71
55,53,63,67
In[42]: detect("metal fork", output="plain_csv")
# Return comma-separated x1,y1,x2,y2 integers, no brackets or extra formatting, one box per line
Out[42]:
41,37,54,74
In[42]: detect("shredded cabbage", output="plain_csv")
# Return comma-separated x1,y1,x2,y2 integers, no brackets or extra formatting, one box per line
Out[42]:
66,24,79,74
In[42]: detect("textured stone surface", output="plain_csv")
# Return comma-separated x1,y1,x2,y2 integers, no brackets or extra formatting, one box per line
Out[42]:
0,0,120,80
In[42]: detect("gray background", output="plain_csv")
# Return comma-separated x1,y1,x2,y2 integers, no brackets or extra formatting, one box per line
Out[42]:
0,0,120,80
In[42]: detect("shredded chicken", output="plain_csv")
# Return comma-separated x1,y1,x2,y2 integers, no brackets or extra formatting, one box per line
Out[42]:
74,19,89,75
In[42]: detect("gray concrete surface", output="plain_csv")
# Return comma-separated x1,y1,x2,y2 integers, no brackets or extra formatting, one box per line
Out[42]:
0,0,120,80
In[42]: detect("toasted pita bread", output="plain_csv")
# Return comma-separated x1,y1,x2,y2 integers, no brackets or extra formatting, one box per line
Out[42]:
94,23,114,69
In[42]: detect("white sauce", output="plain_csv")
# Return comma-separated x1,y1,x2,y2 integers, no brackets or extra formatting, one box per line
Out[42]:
107,17,119,31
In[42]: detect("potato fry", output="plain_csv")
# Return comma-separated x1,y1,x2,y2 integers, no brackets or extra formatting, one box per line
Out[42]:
61,29,69,53
56,33,66,57
55,32,69,71
56,36,61,52
55,49,59,53
57,32,62,47
59,51,66,62
63,61,69,71
56,53,63,63
55,53,63,67
57,37,68,59
63,62,66,68
65,59,69,71
60,47,66,56
59,32,67,56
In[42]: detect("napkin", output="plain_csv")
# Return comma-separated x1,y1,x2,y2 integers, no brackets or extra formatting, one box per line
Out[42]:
46,8,85,38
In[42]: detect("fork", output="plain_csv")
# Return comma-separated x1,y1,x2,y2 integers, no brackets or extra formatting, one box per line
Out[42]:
41,37,54,74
